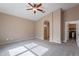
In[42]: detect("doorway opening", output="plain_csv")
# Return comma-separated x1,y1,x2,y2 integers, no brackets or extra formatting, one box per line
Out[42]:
44,21,50,41
67,24,76,45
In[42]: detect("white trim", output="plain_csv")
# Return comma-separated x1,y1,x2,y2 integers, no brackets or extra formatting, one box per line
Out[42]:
0,37,34,46
49,39,53,42
52,40,61,44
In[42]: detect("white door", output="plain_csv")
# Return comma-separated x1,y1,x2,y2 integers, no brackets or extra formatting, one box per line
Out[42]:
65,22,69,42
76,20,79,47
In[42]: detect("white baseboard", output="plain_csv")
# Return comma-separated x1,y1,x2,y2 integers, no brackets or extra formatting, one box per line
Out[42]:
49,39,53,42
63,39,67,43
35,36,43,40
52,40,61,44
0,37,34,46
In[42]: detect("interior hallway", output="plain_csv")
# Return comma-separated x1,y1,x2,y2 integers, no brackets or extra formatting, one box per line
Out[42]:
0,39,79,56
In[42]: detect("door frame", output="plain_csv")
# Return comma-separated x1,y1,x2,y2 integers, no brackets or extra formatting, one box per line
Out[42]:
65,21,77,43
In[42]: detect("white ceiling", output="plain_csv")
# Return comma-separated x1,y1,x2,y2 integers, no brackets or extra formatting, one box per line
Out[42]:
0,3,78,21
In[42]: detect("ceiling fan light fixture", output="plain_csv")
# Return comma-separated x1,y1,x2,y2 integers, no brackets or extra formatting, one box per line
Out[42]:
33,8,37,11
27,3,45,14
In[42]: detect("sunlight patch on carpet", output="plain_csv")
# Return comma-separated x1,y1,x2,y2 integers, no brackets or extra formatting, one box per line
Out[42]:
31,46,48,55
25,42,38,49
18,51,36,56
9,46,27,56
8,42,48,56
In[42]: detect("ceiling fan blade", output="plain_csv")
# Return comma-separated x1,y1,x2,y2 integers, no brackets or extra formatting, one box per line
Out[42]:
37,9,45,13
26,8,33,10
34,3,37,7
34,10,36,14
28,3,34,7
37,3,42,8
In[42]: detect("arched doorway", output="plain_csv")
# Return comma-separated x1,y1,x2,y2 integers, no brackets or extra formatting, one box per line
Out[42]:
43,21,50,41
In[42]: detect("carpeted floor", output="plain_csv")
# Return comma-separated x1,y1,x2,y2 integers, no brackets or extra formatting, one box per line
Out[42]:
0,39,79,56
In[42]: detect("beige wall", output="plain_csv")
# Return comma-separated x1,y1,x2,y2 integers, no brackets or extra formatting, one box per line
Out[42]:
35,13,53,41
64,5,79,21
35,19,43,40
0,12,35,45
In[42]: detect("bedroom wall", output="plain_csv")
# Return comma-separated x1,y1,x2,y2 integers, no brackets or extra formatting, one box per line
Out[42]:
64,5,79,21
0,12,35,45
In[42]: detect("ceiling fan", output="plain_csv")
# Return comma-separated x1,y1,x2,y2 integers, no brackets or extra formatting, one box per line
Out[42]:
26,3,45,14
